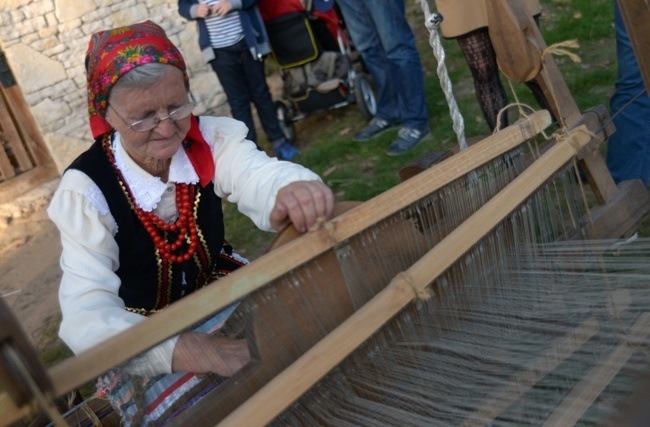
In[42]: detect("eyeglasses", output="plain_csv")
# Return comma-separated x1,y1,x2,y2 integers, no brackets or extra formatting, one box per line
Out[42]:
109,93,197,132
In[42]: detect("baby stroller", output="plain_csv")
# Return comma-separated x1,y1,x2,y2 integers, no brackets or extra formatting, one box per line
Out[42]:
260,3,377,142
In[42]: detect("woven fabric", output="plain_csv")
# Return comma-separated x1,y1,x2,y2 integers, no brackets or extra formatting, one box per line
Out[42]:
96,304,239,427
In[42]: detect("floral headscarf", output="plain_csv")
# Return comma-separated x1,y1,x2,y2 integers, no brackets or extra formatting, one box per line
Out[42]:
85,21,214,186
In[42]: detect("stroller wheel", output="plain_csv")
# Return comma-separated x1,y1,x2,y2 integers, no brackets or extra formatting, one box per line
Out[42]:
275,101,296,143
354,74,377,120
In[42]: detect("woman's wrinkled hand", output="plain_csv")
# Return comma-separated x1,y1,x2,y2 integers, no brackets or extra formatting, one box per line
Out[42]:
173,332,251,377
270,180,335,233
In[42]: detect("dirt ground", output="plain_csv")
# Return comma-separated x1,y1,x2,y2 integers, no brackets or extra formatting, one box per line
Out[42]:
0,191,63,352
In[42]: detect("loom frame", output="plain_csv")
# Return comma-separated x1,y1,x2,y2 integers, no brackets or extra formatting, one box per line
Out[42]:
1,0,649,425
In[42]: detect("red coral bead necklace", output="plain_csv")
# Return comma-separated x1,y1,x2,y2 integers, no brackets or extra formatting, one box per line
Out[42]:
135,183,199,263
104,135,199,263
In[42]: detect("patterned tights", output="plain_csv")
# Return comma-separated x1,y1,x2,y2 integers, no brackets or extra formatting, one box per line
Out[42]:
456,25,554,132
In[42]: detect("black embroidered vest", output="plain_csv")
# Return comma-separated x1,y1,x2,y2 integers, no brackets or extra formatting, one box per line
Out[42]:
67,134,235,314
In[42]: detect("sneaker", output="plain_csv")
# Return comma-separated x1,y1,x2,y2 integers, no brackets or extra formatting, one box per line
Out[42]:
354,118,397,141
274,140,300,161
386,126,432,156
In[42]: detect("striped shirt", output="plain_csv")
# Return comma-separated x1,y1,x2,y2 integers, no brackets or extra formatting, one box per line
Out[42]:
203,0,245,49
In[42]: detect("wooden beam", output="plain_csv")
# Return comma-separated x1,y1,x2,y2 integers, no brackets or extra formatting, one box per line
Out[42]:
486,0,619,204
583,179,650,239
0,298,54,424
0,135,14,181
0,48,51,167
0,164,58,205
217,126,597,427
486,0,580,124
0,85,52,167
0,87,33,173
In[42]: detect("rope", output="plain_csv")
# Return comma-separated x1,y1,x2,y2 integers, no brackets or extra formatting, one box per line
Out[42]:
308,216,339,250
504,78,529,130
538,39,582,129
553,126,598,155
494,100,550,141
541,39,582,64
395,272,432,302
419,1,468,151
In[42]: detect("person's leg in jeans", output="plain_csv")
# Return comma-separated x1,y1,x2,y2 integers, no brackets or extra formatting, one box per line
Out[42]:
606,1,650,187
243,53,300,160
210,44,258,143
364,0,428,132
357,0,429,155
210,44,299,160
336,0,400,141
243,53,284,142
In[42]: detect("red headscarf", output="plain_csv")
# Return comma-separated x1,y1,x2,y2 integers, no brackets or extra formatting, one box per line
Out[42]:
85,21,214,187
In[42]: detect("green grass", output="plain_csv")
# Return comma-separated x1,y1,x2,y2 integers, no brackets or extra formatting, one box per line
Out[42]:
38,315,73,367
37,315,97,399
225,0,645,261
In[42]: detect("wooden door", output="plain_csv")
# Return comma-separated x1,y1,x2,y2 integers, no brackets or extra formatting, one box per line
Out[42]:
0,47,58,204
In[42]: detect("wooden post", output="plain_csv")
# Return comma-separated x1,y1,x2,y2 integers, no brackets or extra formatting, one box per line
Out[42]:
485,0,645,216
0,48,58,203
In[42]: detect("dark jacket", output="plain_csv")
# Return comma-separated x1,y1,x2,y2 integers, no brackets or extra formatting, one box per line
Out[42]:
178,0,271,63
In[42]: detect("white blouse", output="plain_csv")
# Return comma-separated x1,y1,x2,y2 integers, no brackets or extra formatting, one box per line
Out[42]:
47,116,320,375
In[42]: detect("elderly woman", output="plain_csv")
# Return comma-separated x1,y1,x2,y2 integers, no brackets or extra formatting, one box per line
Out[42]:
47,21,333,425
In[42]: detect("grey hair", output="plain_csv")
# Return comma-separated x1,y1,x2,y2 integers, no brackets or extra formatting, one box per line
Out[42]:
113,62,171,89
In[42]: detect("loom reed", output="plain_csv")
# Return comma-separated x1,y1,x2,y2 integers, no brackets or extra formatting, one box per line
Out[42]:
173,126,638,426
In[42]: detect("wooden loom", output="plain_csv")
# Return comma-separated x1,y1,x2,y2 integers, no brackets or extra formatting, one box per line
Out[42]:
2,0,650,425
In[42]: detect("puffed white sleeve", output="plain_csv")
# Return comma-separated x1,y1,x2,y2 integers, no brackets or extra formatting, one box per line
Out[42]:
47,169,178,375
199,117,323,231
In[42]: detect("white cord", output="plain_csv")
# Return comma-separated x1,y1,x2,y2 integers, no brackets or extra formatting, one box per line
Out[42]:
419,0,468,152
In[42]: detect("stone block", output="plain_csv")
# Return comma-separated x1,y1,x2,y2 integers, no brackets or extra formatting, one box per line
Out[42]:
4,43,66,93
46,133,88,174
55,0,95,23
32,98,72,132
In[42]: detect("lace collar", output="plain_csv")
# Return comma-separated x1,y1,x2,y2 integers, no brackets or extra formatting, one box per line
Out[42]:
112,133,200,212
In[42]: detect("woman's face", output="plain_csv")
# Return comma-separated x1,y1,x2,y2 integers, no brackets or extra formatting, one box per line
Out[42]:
106,66,192,169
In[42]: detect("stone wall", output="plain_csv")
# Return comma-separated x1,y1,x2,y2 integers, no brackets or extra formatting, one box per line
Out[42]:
0,0,229,173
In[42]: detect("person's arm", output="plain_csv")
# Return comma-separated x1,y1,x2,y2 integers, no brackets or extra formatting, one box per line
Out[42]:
200,116,334,232
178,0,210,20
49,170,251,377
47,170,178,375
211,0,259,16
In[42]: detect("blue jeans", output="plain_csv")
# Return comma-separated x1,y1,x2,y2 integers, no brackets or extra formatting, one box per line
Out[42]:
336,0,429,129
605,2,650,187
210,39,284,144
